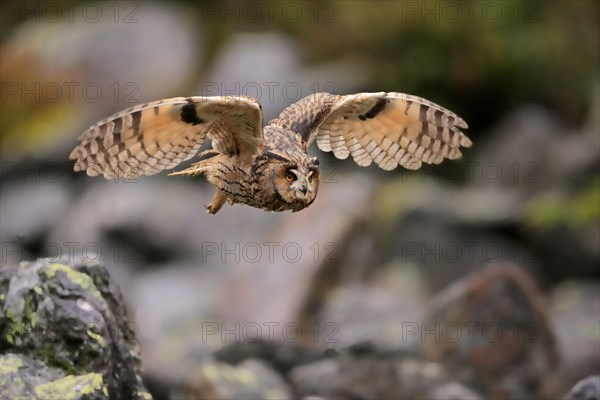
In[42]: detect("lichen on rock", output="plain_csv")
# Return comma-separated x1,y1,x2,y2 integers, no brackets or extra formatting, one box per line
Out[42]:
0,259,151,399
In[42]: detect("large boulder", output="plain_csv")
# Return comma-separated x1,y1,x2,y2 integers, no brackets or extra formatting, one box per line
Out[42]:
0,259,151,399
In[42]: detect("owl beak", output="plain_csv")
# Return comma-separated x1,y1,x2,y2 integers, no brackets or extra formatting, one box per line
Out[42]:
294,179,308,198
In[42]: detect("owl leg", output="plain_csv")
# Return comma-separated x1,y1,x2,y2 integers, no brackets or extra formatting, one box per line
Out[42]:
205,190,228,214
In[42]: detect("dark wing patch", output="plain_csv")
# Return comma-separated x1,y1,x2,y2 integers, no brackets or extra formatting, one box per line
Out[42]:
180,100,205,125
359,97,388,121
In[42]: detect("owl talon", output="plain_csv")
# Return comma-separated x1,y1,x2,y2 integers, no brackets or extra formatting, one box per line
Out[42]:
205,190,227,214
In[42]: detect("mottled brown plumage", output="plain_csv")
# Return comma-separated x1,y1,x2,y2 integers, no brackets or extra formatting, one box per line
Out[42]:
69,92,471,214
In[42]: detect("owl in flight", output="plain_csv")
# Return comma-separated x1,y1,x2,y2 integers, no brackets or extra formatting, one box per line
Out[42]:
70,92,471,214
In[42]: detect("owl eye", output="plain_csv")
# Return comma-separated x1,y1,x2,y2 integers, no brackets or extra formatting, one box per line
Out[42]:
285,172,297,182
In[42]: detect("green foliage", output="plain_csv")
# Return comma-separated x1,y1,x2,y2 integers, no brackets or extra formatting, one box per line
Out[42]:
524,177,600,229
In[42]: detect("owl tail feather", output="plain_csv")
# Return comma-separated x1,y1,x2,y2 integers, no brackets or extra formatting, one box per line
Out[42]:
168,166,206,177
168,149,218,177
168,160,214,177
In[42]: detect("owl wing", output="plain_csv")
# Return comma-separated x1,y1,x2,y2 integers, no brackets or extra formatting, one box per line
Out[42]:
271,92,471,171
69,96,263,179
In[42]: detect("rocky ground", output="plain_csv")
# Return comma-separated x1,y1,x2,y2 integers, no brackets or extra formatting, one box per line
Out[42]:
1,1,599,397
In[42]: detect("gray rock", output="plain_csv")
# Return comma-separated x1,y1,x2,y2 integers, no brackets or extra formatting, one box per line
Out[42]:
388,209,541,293
315,261,427,351
428,382,483,400
0,259,151,399
289,358,340,397
398,359,449,398
564,376,600,400
474,105,599,194
0,182,71,269
551,282,600,392
289,343,402,399
0,353,109,400
179,358,292,400
214,339,324,374
422,264,559,398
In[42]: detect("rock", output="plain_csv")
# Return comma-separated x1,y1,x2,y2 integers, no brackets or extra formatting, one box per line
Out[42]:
428,382,483,400
387,208,541,292
397,358,449,398
289,342,402,399
550,281,600,391
564,376,600,400
180,358,293,400
213,339,324,374
314,261,427,351
332,354,401,399
289,358,340,397
372,170,544,293
0,259,151,399
0,353,109,400
289,346,485,400
0,181,71,269
422,264,559,398
474,105,599,195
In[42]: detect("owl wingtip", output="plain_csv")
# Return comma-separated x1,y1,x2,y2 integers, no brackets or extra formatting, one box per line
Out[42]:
72,160,86,172
461,136,473,148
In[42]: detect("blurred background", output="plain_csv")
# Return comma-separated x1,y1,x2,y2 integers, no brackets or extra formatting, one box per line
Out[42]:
1,0,598,398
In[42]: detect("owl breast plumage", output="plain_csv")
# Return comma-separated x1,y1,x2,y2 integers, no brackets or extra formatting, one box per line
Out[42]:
69,92,471,214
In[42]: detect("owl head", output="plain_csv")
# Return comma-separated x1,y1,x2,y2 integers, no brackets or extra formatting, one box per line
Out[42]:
270,154,320,211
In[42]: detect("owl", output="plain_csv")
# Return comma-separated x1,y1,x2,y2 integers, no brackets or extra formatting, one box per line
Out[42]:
69,92,471,214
